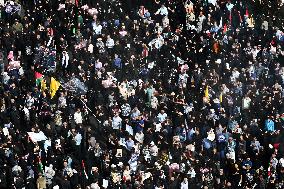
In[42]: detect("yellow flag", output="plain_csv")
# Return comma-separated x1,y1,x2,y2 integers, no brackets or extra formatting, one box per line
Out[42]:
41,79,47,91
220,93,223,103
204,85,209,99
50,77,61,99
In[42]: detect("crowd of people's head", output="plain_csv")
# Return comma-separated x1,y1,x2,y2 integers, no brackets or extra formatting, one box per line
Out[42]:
0,0,284,188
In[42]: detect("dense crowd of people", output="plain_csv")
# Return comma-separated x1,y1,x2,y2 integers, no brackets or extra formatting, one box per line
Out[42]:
0,0,284,188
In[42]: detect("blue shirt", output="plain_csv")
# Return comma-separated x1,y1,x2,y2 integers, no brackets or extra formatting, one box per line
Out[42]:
187,128,195,141
135,120,144,133
179,128,187,142
114,58,122,69
203,139,212,149
265,119,275,132
75,133,82,145
210,26,220,33
114,19,120,27
126,139,134,151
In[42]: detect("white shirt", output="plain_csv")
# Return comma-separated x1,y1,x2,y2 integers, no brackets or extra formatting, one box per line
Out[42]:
74,112,83,124
188,168,196,178
90,183,100,189
226,3,234,11
106,38,115,48
262,21,268,30
181,180,189,189
208,0,217,6
276,30,284,40
112,116,122,130
58,96,67,108
75,133,82,145
0,0,4,6
88,43,94,53
156,26,163,34
23,107,30,120
135,132,144,143
179,73,189,84
231,70,240,81
131,110,141,119
149,36,164,49
156,6,168,16
44,139,51,151
119,30,127,37
151,96,159,109
157,113,167,123
162,16,169,28
155,122,162,132
25,96,34,109
92,23,102,34
252,49,260,59
242,97,251,110
126,124,134,136
95,61,103,69
198,15,206,24
150,145,158,156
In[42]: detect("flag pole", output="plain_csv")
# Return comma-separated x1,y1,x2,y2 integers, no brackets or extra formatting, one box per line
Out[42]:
79,99,101,124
